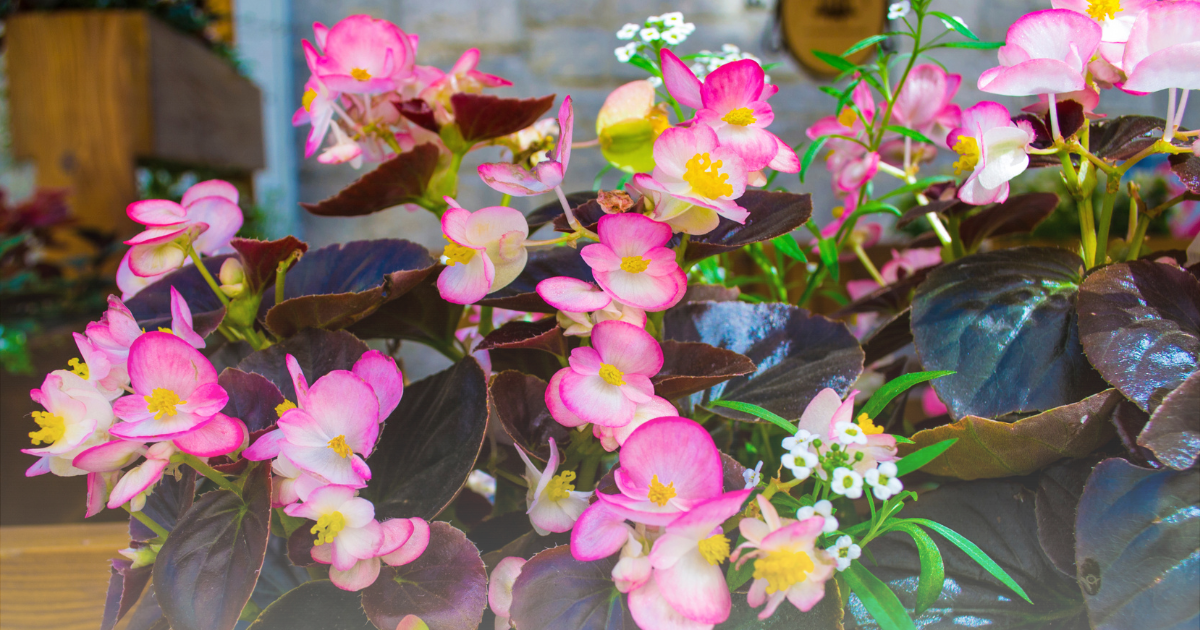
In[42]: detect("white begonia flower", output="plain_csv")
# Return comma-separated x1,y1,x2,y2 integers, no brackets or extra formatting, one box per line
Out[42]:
796,499,840,534
661,12,684,27
831,467,864,500
640,27,661,42
826,535,862,571
834,420,869,446
781,429,816,452
617,23,640,40
864,461,904,500
888,1,911,20
781,448,818,481
743,460,765,489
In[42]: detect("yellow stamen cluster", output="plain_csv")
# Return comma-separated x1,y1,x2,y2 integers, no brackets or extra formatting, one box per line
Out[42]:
599,363,626,386
698,534,731,565
952,136,981,176
544,470,577,501
327,435,353,459
157,327,176,335
620,255,650,274
29,411,66,446
754,549,815,594
145,388,186,420
350,68,373,82
68,358,89,379
1087,0,1121,21
722,107,757,127
683,153,734,199
302,88,318,112
442,238,476,266
648,475,676,507
837,107,857,128
311,512,347,545
276,400,297,418
856,412,885,435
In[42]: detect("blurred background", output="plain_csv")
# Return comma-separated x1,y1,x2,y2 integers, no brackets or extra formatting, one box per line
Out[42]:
1,0,1195,529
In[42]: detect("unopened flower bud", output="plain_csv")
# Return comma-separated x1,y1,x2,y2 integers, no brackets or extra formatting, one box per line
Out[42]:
119,543,162,569
219,258,246,298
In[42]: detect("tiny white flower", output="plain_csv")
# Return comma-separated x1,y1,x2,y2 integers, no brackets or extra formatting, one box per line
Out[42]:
640,27,661,42
617,23,640,40
781,449,818,481
796,499,840,534
834,421,868,446
721,43,740,54
614,43,638,62
781,429,816,452
661,11,684,26
888,1,911,20
743,460,765,489
647,76,662,88
679,22,696,34
662,29,686,45
864,461,904,500
690,62,707,75
826,535,862,571
831,467,864,500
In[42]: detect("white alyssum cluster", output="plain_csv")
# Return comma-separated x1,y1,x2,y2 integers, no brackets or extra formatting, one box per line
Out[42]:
614,12,696,61
688,44,770,82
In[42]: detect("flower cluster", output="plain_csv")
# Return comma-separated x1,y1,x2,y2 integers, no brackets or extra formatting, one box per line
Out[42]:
615,12,697,70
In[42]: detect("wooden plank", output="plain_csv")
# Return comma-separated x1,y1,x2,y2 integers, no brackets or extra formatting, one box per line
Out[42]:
781,0,886,76
0,523,131,630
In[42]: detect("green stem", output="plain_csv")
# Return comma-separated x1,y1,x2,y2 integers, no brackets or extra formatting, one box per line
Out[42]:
479,306,494,337
500,194,512,207
188,246,231,308
575,449,603,493
126,506,170,540
853,244,886,286
647,310,665,340
1078,194,1097,267
179,453,238,493
1126,214,1151,260
947,215,966,259
1094,173,1119,267
871,14,923,149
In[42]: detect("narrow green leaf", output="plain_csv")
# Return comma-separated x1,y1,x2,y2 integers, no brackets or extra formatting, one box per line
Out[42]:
592,163,612,191
862,371,955,419
843,560,917,630
625,54,661,75
935,41,1003,50
895,439,957,477
771,233,807,263
811,49,860,74
904,518,1033,604
836,78,863,113
893,435,915,445
875,175,954,202
928,11,980,41
889,523,945,614
843,34,890,56
884,125,936,145
819,85,843,99
852,201,903,218
726,553,756,592
799,136,829,184
616,172,633,189
817,237,840,283
710,400,798,434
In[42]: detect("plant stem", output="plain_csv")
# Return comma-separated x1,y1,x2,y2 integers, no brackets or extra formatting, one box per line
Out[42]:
575,449,603,493
479,306,494,337
1094,173,1119,267
500,194,512,207
126,506,170,540
853,244,886,286
179,453,238,493
947,214,966,260
1127,213,1151,260
1078,193,1097,267
188,246,231,307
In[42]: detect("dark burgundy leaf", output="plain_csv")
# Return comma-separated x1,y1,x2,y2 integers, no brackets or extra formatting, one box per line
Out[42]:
154,462,271,630
217,368,285,433
1138,370,1200,470
726,579,843,628
489,370,569,462
237,328,369,402
101,558,153,630
896,197,965,228
551,199,607,233
682,283,741,303
651,340,756,400
488,348,564,382
301,144,440,216
451,93,556,144
361,522,488,630
246,580,374,630
1035,457,1100,577
1050,99,1086,140
1168,152,1200,193
861,309,913,366
286,523,316,567
1077,260,1200,413
910,193,1060,249
664,301,864,422
833,269,933,317
1088,115,1166,160
721,452,748,492
248,535,310,613
130,468,196,542
1109,400,1159,468
684,190,813,263
348,273,464,345
365,359,489,520
1075,459,1200,630
477,317,567,355
229,237,308,294
397,98,439,132
913,247,1107,419
1016,112,1053,148
508,546,636,630
481,530,571,573
526,191,598,229
479,247,594,312
263,239,436,337
125,254,229,337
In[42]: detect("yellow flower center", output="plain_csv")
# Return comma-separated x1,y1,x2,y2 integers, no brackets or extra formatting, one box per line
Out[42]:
157,327,175,335
29,411,66,446
327,435,353,458
952,136,980,176
599,363,626,386
442,238,476,266
302,88,318,111
145,388,186,420
350,68,372,82
648,475,676,507
682,153,733,200
1087,0,1121,21
837,107,857,128
311,512,347,545
68,358,89,379
698,534,731,565
620,255,650,273
544,470,577,501
754,549,815,594
276,400,297,418
722,107,757,126
856,412,885,435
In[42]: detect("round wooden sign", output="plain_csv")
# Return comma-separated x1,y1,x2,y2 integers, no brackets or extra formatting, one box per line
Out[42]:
779,0,887,77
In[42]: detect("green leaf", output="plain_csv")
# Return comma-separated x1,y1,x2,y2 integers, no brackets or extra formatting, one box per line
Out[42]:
875,175,955,202
799,136,829,184
771,233,807,263
852,201,903,218
710,400,799,434
893,435,915,444
843,34,890,56
726,554,756,593
625,54,660,75
817,237,840,283
889,523,944,615
936,41,1003,50
895,439,957,477
862,370,955,419
811,49,860,74
928,11,980,40
884,125,936,145
592,163,612,191
843,560,917,630
904,518,1033,604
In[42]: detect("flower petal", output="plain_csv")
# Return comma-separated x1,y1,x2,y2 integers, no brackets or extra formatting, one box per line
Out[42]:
592,320,664,376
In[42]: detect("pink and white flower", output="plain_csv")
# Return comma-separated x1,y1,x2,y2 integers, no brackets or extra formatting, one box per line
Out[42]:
124,180,244,277
890,64,963,147
546,320,663,428
420,48,512,125
308,512,430,592
1052,0,1157,78
515,438,591,536
489,556,526,630
110,332,228,440
580,213,686,311
293,75,339,159
478,97,573,196
286,485,382,584
1119,2,1200,94
947,101,1035,206
436,200,529,305
22,371,115,477
351,350,404,421
632,125,749,232
536,276,646,337
845,247,942,301
304,16,416,95
592,395,678,452
795,389,898,475
732,496,836,619
978,9,1101,98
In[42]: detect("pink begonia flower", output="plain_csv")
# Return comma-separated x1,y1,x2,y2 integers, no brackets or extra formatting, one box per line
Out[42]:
126,180,243,267
732,496,836,619
795,389,897,475
845,247,942,301
488,556,526,630
85,296,142,373
110,332,228,440
167,286,207,349
314,515,429,592
70,332,124,400
947,101,1035,206
921,386,950,417
515,438,592,535
420,48,512,125
632,125,749,232
592,395,677,452
1120,2,1200,94
660,49,798,174
1053,0,1157,74
890,64,963,147
293,75,339,159
805,82,880,226
436,200,529,305
352,350,404,421
580,213,687,311
1021,88,1103,119
612,531,653,593
643,490,751,625
547,320,663,428
978,9,1102,97
304,16,415,95
270,454,326,508
318,123,365,168
536,276,646,337
108,442,175,511
286,485,381,583
23,371,115,477
123,224,207,278
116,251,160,300
478,97,573,196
